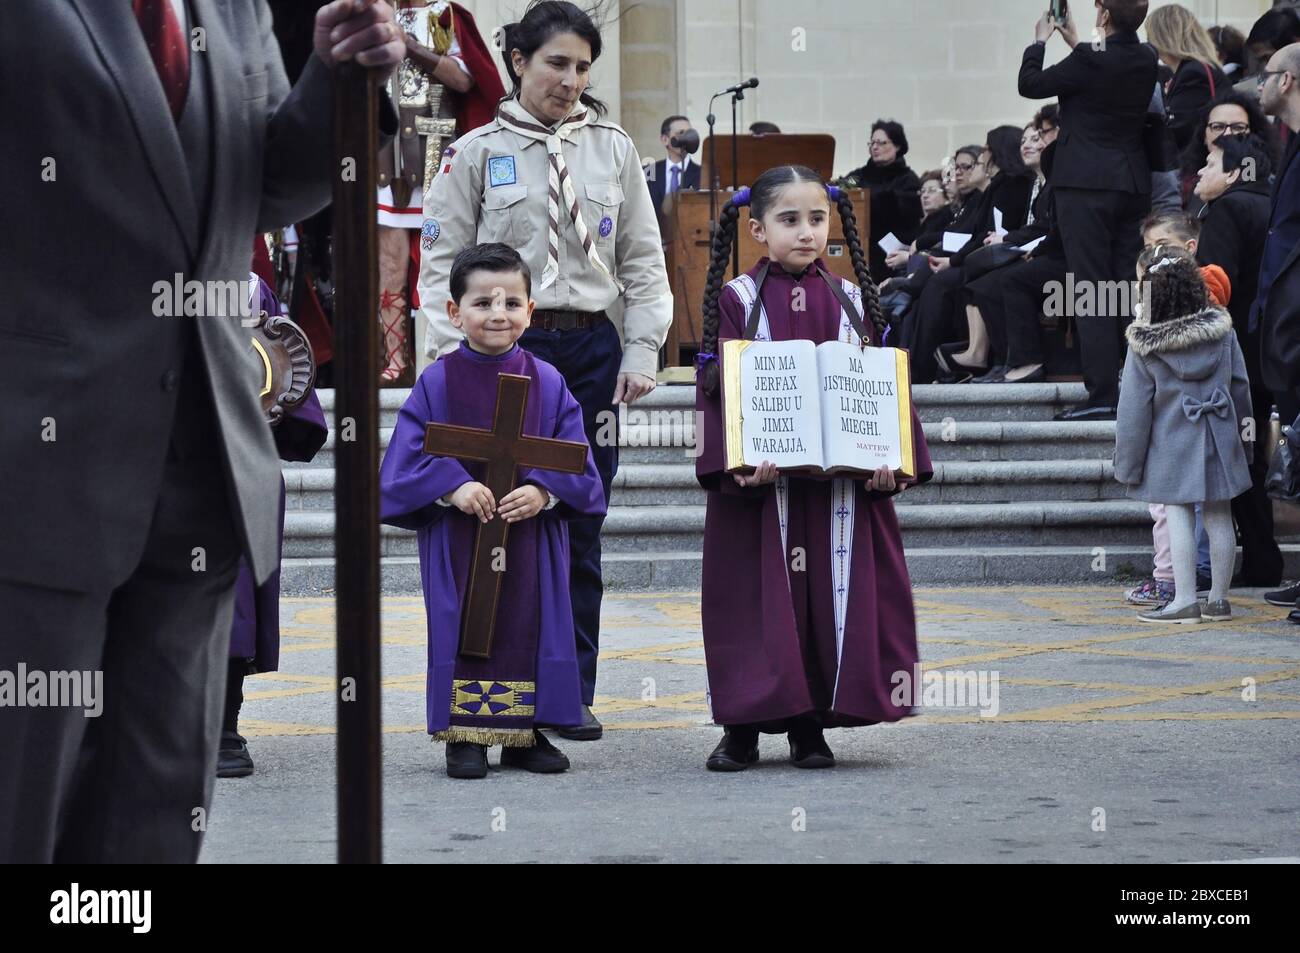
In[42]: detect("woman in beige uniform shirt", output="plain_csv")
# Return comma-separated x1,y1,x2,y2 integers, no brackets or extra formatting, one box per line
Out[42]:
417,0,672,740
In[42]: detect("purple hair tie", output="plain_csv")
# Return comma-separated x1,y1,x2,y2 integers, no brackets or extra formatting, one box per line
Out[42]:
695,350,718,368
880,325,891,345
826,185,842,201
731,187,751,207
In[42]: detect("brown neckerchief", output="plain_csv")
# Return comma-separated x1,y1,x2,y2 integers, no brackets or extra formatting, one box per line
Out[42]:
742,261,874,345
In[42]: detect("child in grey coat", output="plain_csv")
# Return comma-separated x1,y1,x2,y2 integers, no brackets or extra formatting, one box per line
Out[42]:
1114,250,1253,623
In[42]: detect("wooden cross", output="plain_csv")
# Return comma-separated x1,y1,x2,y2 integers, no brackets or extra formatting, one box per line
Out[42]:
423,372,588,658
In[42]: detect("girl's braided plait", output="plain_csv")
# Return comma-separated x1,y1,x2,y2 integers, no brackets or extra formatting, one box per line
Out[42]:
698,199,742,397
833,189,888,345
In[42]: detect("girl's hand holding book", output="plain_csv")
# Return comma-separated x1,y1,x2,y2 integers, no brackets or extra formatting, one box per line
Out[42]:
734,461,779,487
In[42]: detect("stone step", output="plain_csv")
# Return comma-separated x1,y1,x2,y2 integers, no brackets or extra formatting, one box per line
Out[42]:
277,545,1300,594
285,459,1126,510
285,417,1117,470
281,499,1157,559
314,381,1093,430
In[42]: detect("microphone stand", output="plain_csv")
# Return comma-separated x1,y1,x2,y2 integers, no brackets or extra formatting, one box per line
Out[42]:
706,94,721,260
729,85,746,279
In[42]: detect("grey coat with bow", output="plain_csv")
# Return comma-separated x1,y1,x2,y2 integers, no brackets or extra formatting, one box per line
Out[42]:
1114,308,1253,503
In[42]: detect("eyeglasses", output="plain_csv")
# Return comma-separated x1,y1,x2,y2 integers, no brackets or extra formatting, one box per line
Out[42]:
1207,121,1251,135
954,161,976,172
1258,69,1291,88
920,185,945,195
870,139,892,148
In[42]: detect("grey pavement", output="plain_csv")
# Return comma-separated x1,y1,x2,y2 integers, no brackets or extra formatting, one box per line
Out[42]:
202,586,1300,863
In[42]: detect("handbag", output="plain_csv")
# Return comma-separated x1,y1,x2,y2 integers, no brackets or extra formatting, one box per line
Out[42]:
962,242,1026,281
1264,417,1300,503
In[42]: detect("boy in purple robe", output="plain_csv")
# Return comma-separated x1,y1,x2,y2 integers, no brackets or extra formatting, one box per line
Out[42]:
380,244,605,779
695,166,934,771
220,275,329,778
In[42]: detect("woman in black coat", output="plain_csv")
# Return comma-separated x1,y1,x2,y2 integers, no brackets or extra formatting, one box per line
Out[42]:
1147,2,1229,153
1177,90,1277,213
1194,132,1280,586
898,126,1033,383
843,119,923,281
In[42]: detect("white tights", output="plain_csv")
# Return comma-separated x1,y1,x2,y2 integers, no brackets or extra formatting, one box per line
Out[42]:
1164,501,1235,609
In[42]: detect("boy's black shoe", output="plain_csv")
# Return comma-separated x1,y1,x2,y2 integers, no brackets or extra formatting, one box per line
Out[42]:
500,731,570,773
789,724,836,769
554,704,602,741
705,726,759,771
446,742,489,779
216,731,253,779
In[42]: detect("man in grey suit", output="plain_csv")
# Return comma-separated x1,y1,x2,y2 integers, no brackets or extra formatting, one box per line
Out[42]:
0,0,403,862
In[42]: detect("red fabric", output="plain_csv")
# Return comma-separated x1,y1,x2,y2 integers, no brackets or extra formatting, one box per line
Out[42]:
441,2,506,135
132,0,189,120
408,229,425,310
295,278,334,365
251,235,276,289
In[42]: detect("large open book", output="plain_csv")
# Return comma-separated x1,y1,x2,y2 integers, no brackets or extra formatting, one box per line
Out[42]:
721,339,916,479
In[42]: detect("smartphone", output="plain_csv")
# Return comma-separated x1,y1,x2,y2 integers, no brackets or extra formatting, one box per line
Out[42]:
1050,0,1069,21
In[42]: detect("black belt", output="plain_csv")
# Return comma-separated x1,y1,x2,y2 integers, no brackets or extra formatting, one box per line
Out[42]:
532,309,607,332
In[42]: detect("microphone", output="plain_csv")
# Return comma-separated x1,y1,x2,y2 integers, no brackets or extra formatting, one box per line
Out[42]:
720,77,759,96
669,128,700,155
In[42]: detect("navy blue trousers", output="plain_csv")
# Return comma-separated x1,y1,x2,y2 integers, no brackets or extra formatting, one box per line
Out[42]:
519,320,621,705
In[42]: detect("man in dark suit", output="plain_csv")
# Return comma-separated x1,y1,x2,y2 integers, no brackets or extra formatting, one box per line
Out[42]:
0,0,401,863
646,115,701,237
1250,43,1300,618
1019,0,1157,420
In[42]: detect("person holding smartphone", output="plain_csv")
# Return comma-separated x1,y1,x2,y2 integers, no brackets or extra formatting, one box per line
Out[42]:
1019,0,1158,420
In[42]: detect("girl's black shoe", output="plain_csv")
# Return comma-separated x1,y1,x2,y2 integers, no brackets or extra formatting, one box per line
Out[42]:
706,726,760,771
789,724,835,769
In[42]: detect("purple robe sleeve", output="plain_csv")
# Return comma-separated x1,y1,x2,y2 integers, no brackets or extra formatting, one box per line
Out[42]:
695,284,769,499
274,388,328,462
518,368,607,518
379,367,476,531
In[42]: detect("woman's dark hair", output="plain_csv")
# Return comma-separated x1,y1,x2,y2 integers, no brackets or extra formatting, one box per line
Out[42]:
697,166,887,396
1178,89,1278,180
871,119,909,158
1216,131,1275,184
1208,24,1246,70
985,125,1030,179
499,1,608,117
1033,103,1060,131
955,144,983,166
1137,246,1207,325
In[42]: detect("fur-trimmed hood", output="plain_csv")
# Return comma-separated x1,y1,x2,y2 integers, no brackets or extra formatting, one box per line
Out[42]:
1126,307,1234,381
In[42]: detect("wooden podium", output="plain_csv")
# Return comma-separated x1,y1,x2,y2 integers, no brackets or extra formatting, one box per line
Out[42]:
660,133,873,369
659,134,869,368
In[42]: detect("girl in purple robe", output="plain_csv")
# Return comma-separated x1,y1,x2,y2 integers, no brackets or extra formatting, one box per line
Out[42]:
695,165,934,771
380,244,605,779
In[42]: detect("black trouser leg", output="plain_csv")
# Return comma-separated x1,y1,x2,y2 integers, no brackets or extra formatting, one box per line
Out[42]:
1055,187,1148,406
